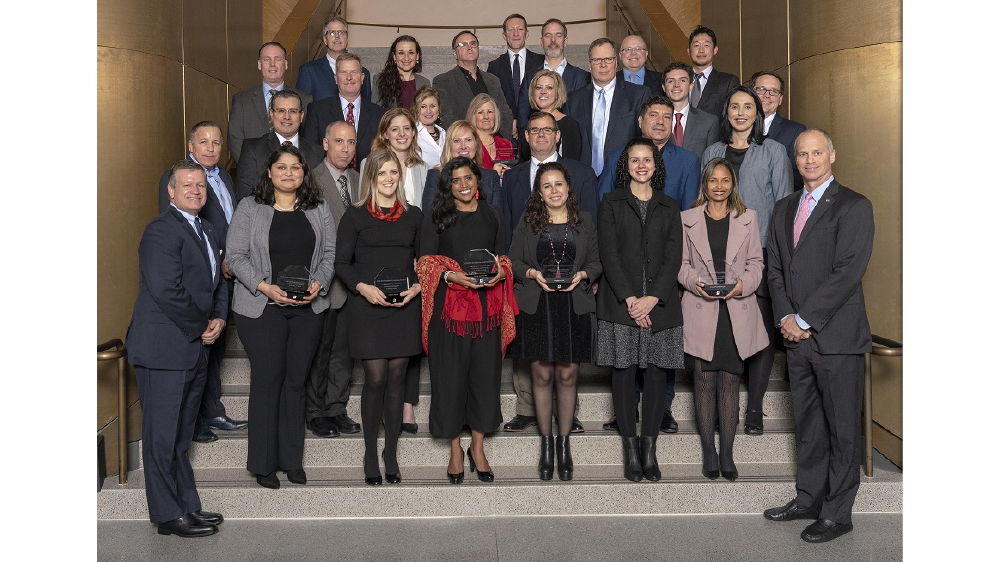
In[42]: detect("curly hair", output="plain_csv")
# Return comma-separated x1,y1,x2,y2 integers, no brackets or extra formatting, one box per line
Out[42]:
613,137,666,193
431,157,483,233
371,108,422,167
719,85,765,145
691,157,746,216
251,145,323,209
523,162,581,234
376,35,423,110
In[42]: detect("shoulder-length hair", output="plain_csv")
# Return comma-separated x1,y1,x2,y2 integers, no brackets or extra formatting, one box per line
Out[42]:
465,93,502,136
523,161,581,234
377,35,423,109
613,137,666,193
251,144,323,210
439,120,483,168
719,85,766,146
357,148,408,211
371,108,422,167
527,70,568,110
431,156,483,233
691,157,747,217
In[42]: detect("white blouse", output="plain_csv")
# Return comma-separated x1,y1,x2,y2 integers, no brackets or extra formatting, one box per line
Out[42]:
416,123,446,168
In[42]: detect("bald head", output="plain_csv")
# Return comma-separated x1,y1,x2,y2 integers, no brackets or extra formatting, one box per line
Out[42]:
323,121,358,172
619,35,649,74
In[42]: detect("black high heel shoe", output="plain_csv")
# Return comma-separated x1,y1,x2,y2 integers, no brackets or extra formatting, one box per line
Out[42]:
467,447,495,482
365,475,383,486
447,471,464,484
556,435,574,481
721,469,739,482
702,468,721,480
255,471,280,489
381,450,401,484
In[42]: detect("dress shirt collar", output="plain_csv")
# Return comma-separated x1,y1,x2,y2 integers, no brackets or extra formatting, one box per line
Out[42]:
530,152,559,168
804,175,834,199
170,203,199,224
593,77,616,96
508,48,526,61
188,153,218,176
275,132,299,147
763,112,777,135
544,58,567,75
622,67,645,84
263,82,284,98
324,159,348,183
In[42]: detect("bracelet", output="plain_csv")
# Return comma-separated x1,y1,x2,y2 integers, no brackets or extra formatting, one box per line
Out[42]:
443,271,453,285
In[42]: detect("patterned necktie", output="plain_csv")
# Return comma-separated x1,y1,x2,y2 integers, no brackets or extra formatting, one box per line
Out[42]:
337,174,352,208
193,217,215,281
691,72,704,108
281,140,291,147
673,112,684,147
207,168,233,223
591,88,607,176
793,192,813,248
346,102,357,169
512,54,521,108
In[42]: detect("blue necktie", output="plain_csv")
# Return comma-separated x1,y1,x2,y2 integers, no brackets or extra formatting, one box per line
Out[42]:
194,217,217,282
207,168,233,223
591,88,607,176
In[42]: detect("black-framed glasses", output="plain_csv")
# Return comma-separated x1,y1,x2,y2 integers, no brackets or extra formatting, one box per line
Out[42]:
527,127,557,135
753,86,781,97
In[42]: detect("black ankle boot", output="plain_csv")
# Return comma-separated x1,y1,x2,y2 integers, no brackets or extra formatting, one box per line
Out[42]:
622,436,642,482
538,435,554,481
640,435,661,481
555,435,573,481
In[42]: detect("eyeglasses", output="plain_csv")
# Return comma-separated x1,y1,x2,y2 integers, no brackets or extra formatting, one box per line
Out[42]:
590,57,616,66
272,108,302,116
620,47,647,54
527,127,557,135
454,41,479,49
324,29,347,37
753,86,782,97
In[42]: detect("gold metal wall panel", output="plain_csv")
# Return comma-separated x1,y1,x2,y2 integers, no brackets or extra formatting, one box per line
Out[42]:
97,47,184,344
96,360,138,429
98,403,143,477
699,0,741,78
227,0,265,92
790,0,901,62
871,353,902,437
97,0,182,60
184,67,232,157
873,424,902,468
740,0,788,82
183,0,230,81
660,0,701,36
790,43,902,343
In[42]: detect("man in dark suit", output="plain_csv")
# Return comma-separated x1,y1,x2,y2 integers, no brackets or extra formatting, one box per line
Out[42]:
751,70,807,188
305,120,362,438
566,38,651,177
763,130,874,544
157,121,246,444
687,25,740,122
295,15,371,103
129,160,228,537
516,18,590,127
434,30,513,138
228,42,313,164
302,53,385,168
486,13,544,139
661,61,719,164
238,90,325,200
616,35,662,93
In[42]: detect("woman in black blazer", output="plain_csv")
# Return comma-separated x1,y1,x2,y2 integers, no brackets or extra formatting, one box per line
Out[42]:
596,137,684,483
508,162,602,481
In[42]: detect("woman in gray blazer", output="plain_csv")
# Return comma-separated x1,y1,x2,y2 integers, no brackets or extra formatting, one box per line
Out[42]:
372,35,430,110
226,145,337,490
508,162,601,482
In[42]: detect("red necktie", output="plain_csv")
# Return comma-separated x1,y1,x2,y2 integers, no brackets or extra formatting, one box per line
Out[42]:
346,102,357,169
673,113,684,147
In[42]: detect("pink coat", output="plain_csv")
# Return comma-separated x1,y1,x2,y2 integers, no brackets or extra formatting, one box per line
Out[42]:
678,205,769,361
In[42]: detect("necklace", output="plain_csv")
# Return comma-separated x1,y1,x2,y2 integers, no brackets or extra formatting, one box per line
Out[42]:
428,128,440,142
546,224,570,279
273,198,299,212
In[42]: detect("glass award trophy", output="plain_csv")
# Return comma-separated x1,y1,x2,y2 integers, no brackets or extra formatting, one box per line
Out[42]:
276,265,311,300
540,255,576,291
700,259,737,297
374,267,410,304
462,249,498,285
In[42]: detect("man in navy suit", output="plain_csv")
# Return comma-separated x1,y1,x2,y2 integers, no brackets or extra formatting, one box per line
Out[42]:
751,70,807,188
616,35,662,93
487,13,544,139
295,15,371,103
157,122,246,444
516,18,590,127
687,26,739,122
565,37,651,177
130,160,229,537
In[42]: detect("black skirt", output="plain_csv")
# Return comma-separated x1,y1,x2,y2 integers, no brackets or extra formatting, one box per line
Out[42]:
510,290,595,363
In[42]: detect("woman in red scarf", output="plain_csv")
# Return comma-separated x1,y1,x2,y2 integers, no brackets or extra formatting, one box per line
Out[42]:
335,149,423,486
416,156,517,484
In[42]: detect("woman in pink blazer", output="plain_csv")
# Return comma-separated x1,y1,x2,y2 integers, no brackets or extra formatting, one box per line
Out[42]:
678,157,769,482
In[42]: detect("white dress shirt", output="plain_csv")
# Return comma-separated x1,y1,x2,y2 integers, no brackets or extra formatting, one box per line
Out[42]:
416,123,445,167
508,48,527,85
339,95,361,133
529,152,559,188
275,132,300,148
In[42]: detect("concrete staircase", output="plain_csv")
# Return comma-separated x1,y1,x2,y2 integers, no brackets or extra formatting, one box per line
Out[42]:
97,323,902,520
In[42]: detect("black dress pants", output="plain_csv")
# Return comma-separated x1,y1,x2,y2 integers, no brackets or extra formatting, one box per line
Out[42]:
305,300,355,420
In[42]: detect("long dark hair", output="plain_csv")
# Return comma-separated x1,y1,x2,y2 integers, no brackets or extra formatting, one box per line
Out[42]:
613,137,666,192
691,157,747,216
377,35,423,109
251,144,323,210
524,162,581,234
431,157,483,233
719,85,765,146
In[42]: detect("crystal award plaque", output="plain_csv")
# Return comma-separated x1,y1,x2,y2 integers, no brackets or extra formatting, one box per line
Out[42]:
540,257,577,291
700,260,737,298
462,249,498,285
276,265,311,300
374,267,410,304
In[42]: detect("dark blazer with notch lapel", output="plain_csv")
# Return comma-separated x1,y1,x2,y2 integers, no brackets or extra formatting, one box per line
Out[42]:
679,105,719,166
693,68,739,122
228,85,313,164
487,50,544,122
301,95,385,168
236,133,326,201
765,113,807,189
433,65,514,139
566,79,651,174
616,68,663,94
516,62,591,126
313,161,360,310
158,159,237,252
295,57,372,104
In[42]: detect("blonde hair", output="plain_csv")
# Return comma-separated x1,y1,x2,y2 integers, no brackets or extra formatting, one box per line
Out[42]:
465,93,501,135
357,148,408,210
439,120,483,168
371,108,422,167
528,70,568,110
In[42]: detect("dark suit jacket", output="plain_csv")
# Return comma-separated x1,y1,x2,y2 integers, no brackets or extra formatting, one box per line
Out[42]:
236,133,326,201
433,65,513,139
421,166,502,213
313,161,360,310
295,57,371,103
766,113,807,189
126,207,228,370
694,68,739,121
680,105,720,166
501,155,599,251
487,50,544,121
516,62,590,126
227,85,313,164
565,80,651,173
766,180,874,355
616,69,663,93
301,95,385,168
158,158,237,251
596,141,701,210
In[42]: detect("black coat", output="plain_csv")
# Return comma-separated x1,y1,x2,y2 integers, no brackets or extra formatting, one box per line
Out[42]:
596,188,683,331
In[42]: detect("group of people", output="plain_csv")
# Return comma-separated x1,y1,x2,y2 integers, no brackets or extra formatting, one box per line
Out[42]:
127,14,875,546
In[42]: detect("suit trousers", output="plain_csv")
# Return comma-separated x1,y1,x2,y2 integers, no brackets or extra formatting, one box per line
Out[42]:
744,293,776,422
305,300,355,420
134,349,208,523
238,305,324,475
197,277,235,424
786,340,864,524
512,359,581,417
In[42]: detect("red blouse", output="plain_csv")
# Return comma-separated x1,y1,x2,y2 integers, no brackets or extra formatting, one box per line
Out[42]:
480,134,515,169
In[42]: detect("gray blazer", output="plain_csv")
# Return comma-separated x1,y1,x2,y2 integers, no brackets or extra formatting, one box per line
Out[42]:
371,72,430,108
226,197,337,318
358,157,429,210
433,65,514,140
228,85,313,163
682,105,720,166
313,161,360,309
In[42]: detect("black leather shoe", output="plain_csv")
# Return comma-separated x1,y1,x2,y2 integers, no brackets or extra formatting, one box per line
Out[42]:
385,473,401,484
255,471,280,489
503,414,537,432
307,417,339,438
702,468,720,480
640,435,661,481
365,475,383,486
622,436,643,482
331,414,361,434
192,425,218,443
764,499,820,522
400,423,419,434
538,435,554,481
801,519,854,543
157,514,217,537
206,415,248,431
188,510,223,526
744,422,764,435
286,469,307,485
659,410,678,433
570,417,585,433
556,435,574,481
721,468,739,482
467,447,495,482
603,416,619,431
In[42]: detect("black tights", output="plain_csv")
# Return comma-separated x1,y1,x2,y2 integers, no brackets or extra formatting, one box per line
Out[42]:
693,359,740,473
612,365,666,437
360,357,408,478
530,361,579,436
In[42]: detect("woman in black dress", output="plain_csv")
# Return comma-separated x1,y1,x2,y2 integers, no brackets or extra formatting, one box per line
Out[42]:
509,162,601,481
335,148,423,486
416,157,517,484
596,137,685,482
517,70,582,162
